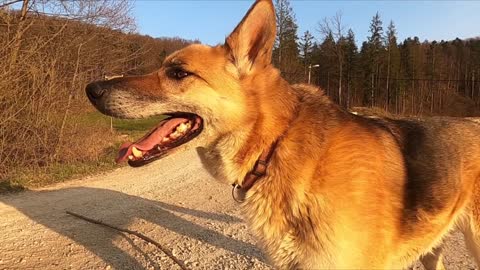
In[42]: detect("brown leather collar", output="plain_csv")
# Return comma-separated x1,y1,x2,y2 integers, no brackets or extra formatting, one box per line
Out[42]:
231,101,299,203
232,140,278,202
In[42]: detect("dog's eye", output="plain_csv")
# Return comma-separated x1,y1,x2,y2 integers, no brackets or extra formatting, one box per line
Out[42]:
168,68,190,80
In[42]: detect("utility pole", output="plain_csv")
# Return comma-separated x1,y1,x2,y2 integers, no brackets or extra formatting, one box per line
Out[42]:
308,64,320,84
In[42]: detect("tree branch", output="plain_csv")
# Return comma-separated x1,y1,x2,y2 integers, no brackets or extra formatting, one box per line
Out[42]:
0,0,22,9
66,211,188,270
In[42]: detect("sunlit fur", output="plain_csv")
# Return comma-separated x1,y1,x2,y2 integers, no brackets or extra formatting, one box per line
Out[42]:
87,0,480,269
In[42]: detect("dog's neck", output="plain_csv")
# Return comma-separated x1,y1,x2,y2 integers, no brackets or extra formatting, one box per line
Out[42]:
201,70,300,187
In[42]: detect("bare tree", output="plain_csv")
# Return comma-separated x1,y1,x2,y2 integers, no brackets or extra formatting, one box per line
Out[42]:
34,0,136,31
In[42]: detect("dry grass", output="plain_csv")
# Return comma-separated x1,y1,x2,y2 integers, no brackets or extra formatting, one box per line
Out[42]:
350,106,396,118
351,91,480,119
0,4,190,192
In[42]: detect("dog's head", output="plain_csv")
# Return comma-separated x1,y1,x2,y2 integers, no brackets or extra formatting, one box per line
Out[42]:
86,0,278,167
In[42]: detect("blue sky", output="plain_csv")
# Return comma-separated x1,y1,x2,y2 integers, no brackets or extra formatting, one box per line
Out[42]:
133,1,480,46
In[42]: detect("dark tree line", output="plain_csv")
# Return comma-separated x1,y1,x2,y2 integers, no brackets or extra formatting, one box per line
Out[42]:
273,0,480,116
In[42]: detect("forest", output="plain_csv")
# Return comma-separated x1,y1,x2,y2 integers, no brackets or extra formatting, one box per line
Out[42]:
273,0,480,116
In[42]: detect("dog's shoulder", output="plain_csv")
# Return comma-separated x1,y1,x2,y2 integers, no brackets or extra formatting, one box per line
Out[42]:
290,84,332,107
291,84,324,96
290,83,339,117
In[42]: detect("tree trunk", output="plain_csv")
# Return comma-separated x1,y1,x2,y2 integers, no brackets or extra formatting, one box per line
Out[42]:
327,71,330,97
386,48,391,112
9,0,30,67
338,61,343,106
473,71,476,100
456,64,461,93
346,73,350,109
464,64,468,96
371,73,374,107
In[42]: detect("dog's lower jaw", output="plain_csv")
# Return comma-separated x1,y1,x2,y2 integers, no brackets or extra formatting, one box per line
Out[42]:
197,127,263,186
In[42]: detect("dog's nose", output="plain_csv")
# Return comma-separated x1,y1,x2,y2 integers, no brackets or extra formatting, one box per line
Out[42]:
86,82,106,103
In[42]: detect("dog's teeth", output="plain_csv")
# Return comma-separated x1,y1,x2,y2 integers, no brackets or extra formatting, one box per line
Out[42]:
176,123,188,133
162,137,170,143
170,131,181,139
128,155,134,160
132,147,143,158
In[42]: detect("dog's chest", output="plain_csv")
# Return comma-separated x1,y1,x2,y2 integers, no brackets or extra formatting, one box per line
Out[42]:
242,185,336,268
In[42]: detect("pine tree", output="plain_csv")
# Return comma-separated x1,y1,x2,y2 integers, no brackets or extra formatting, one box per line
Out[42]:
362,12,384,106
400,36,425,113
273,0,300,81
343,29,358,108
385,20,400,111
369,12,384,53
299,30,314,68
309,42,322,85
318,32,337,96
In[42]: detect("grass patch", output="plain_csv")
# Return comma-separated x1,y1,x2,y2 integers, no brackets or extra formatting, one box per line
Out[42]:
0,181,25,193
80,111,166,137
3,146,119,191
5,160,117,190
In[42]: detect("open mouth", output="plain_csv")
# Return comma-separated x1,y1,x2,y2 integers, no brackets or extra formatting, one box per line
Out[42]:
116,113,203,167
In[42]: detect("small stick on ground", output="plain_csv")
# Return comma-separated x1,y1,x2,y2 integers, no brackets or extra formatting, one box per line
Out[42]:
66,211,188,270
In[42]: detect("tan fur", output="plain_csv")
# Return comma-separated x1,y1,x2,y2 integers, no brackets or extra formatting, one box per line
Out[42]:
86,1,480,268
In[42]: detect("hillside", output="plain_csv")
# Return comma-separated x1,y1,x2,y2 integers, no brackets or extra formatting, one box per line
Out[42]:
0,6,195,189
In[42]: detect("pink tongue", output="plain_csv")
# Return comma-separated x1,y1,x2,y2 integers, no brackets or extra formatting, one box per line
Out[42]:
116,117,189,163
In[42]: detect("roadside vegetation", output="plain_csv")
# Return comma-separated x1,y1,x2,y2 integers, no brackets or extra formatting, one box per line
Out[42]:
0,112,165,192
0,0,192,192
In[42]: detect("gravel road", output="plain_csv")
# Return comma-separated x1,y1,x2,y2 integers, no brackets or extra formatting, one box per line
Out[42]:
0,150,477,269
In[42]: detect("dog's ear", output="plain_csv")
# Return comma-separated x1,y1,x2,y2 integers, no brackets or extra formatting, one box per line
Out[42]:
225,0,276,74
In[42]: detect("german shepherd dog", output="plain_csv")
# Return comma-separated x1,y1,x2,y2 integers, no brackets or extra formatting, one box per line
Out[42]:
86,0,480,268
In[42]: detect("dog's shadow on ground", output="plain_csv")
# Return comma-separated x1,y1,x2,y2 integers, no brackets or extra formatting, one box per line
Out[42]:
0,187,265,268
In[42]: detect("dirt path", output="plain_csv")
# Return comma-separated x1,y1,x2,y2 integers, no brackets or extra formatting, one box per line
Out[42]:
0,150,477,270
